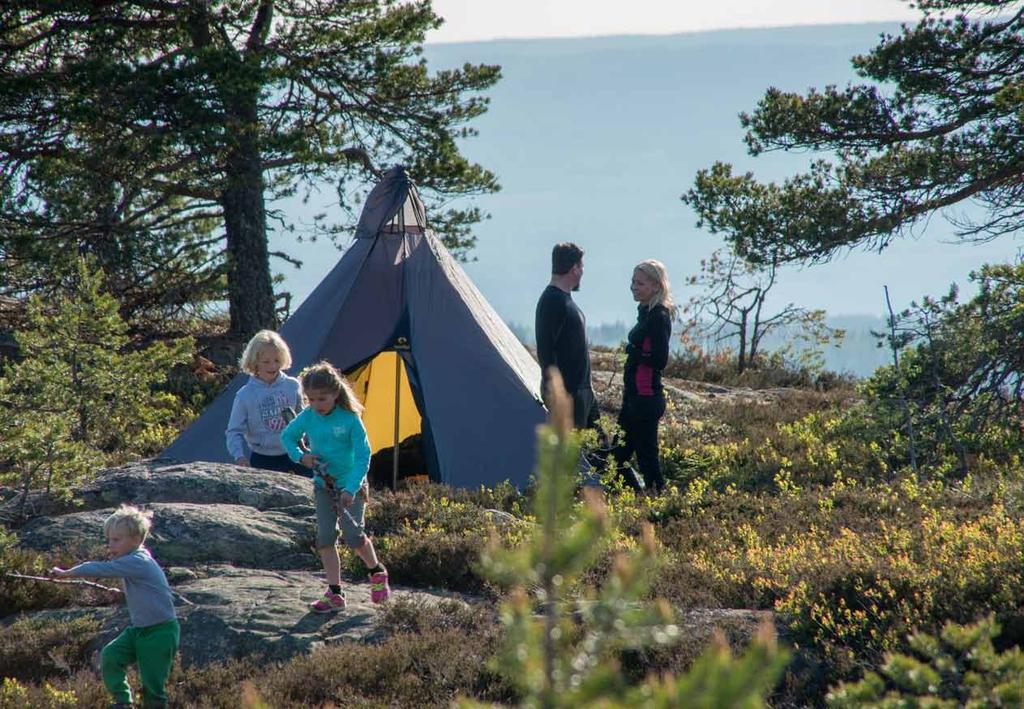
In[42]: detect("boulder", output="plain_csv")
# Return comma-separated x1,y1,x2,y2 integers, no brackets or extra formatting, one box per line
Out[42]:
18,503,316,569
482,509,519,528
0,460,314,522
6,462,484,669
3,459,784,684
675,607,778,648
6,566,472,668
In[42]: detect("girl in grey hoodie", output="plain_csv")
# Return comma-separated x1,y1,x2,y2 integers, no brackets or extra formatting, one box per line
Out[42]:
225,330,310,477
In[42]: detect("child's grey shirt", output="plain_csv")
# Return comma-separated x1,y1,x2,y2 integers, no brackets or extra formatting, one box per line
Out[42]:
225,372,304,459
70,547,176,628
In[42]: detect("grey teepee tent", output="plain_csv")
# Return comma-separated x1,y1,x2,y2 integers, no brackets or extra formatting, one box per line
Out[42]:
162,167,546,489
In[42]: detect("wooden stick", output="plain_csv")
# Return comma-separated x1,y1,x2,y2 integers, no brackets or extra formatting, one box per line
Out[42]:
4,571,122,594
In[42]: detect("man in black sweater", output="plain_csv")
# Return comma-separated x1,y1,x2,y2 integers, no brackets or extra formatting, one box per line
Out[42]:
535,242,597,429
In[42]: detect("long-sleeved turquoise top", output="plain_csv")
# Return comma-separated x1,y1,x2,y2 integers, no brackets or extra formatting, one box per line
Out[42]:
280,406,371,494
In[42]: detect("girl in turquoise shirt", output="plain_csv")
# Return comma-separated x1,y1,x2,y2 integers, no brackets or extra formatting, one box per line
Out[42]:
281,361,390,612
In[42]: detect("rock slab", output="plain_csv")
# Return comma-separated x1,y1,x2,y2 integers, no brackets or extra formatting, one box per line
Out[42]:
7,565,468,669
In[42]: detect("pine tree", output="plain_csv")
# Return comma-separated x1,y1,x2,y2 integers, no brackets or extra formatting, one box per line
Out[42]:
828,615,1024,707
0,259,192,517
683,1,1024,265
0,0,501,337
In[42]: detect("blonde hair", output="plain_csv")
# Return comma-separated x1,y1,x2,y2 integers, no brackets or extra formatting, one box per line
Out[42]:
239,330,293,375
634,259,676,313
103,504,152,541
300,361,364,415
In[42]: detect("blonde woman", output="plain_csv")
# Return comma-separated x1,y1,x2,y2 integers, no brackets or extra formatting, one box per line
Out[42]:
610,260,675,492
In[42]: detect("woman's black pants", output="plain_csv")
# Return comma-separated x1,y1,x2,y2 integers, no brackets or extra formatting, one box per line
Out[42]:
611,394,666,492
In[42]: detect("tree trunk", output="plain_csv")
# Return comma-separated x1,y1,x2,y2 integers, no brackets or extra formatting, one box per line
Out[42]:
71,348,88,443
17,468,31,520
222,98,276,339
737,318,748,373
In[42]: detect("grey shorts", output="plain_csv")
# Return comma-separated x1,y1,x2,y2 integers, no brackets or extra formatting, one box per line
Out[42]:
314,484,367,549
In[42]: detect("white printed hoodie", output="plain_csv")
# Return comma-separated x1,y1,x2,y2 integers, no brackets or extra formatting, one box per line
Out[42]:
225,372,304,459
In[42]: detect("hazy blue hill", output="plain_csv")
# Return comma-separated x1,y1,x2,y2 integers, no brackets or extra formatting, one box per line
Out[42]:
270,23,1020,377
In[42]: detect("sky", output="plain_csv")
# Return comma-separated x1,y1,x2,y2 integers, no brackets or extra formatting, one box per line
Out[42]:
270,1,1020,368
425,0,922,43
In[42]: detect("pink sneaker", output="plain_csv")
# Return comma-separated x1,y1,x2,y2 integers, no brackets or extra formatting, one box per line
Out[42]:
369,571,391,603
310,589,346,613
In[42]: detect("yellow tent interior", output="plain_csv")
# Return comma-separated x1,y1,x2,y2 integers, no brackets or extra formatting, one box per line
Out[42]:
348,350,421,455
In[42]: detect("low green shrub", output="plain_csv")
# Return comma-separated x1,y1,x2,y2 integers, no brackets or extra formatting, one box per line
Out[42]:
0,676,96,708
359,486,533,594
658,389,862,493
0,616,99,682
614,474,1024,695
0,531,117,614
368,484,530,537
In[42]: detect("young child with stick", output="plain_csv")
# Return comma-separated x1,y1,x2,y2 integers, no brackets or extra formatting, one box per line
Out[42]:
280,361,391,612
51,505,178,709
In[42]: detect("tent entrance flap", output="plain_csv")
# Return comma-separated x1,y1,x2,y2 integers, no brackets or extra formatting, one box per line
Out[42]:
348,351,421,455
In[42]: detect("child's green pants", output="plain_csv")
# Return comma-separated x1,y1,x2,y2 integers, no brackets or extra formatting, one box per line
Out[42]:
101,619,180,707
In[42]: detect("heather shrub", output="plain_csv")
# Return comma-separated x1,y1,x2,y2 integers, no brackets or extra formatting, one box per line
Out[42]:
361,526,495,592
360,486,532,593
0,677,88,708
176,597,509,708
0,531,117,613
635,474,1024,693
0,616,99,682
460,382,788,708
4,597,509,708
164,658,264,709
261,625,506,707
375,595,497,635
